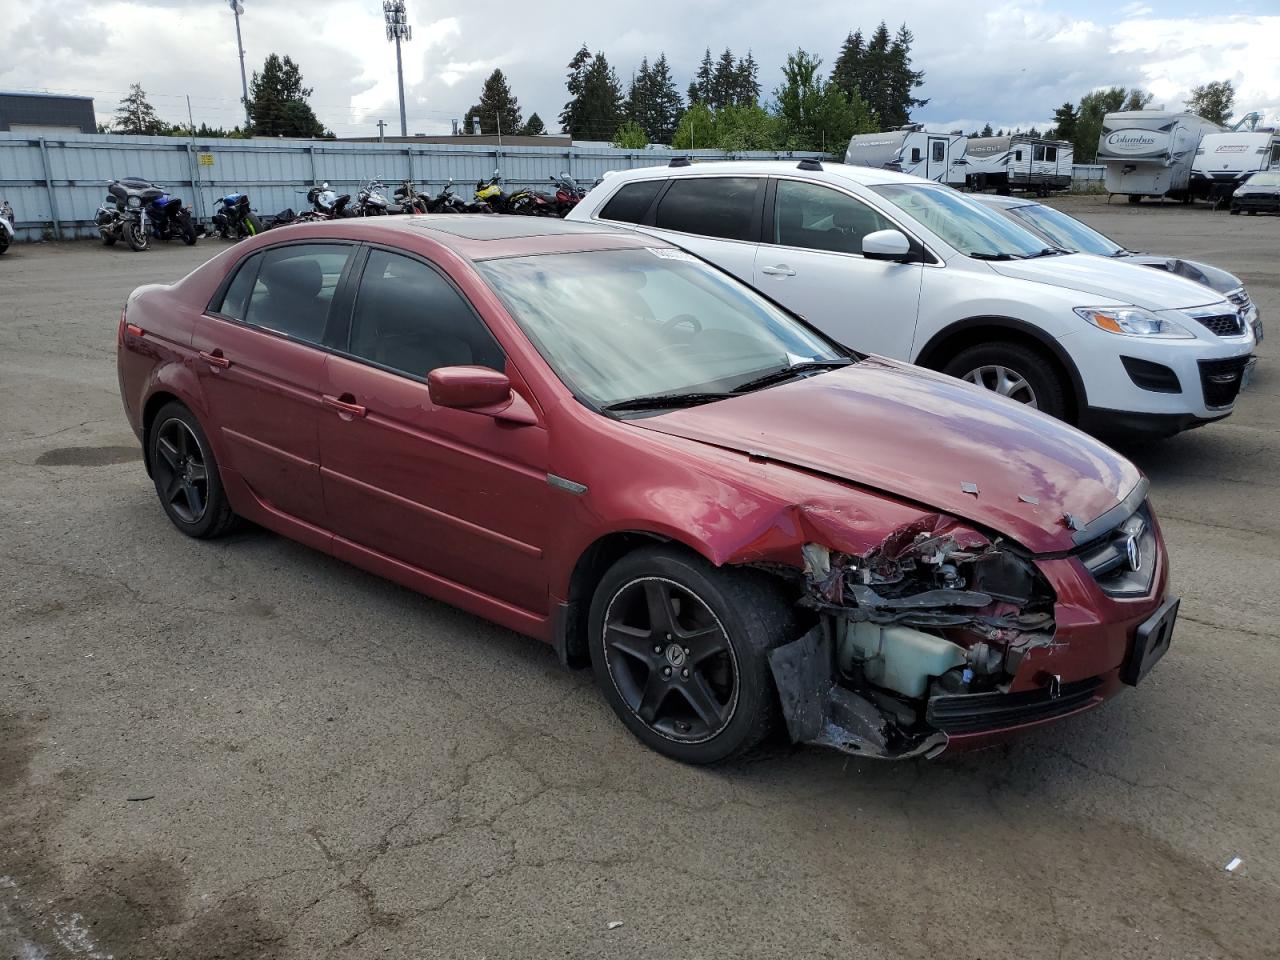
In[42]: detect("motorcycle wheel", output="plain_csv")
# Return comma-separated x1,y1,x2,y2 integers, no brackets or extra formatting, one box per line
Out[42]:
245,214,262,236
125,220,148,252
179,212,198,246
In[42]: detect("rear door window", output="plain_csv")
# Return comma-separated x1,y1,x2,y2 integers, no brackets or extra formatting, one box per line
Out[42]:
652,177,761,241
243,244,353,344
599,180,664,224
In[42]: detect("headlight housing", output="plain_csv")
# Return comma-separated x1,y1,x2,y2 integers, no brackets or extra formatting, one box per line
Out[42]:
127,195,142,208
1074,306,1194,339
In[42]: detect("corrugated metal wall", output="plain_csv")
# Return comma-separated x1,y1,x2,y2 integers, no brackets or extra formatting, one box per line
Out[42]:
0,133,825,241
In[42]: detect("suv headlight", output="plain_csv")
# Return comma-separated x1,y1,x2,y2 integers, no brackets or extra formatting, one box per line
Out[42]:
1074,306,1194,339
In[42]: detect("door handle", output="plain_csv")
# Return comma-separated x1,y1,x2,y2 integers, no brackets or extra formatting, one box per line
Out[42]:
760,264,796,277
322,393,367,418
198,349,231,369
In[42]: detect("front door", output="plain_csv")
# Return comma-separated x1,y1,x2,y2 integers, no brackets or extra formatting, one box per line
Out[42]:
753,178,922,359
191,241,355,527
317,247,550,614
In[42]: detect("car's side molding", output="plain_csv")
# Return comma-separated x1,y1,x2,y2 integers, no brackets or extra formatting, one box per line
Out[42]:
913,315,1089,415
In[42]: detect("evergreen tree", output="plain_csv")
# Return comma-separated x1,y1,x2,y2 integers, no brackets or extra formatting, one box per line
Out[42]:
1185,80,1233,124
979,122,994,137
466,69,522,136
113,83,166,136
773,49,876,153
521,112,546,136
649,54,683,142
884,24,928,128
626,58,655,136
1048,102,1077,142
734,51,760,106
830,31,866,104
246,54,325,138
559,44,593,134
563,51,624,139
693,49,715,105
687,82,701,106
711,49,737,108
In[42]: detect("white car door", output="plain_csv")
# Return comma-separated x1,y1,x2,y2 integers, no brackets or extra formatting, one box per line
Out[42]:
753,178,923,359
640,175,763,284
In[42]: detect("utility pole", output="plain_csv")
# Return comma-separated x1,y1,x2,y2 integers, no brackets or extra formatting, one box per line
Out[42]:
383,1,412,138
229,0,250,129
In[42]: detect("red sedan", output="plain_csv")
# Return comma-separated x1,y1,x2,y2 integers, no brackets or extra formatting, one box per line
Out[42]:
117,216,1178,763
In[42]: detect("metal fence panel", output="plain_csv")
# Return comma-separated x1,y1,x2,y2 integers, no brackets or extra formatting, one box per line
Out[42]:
0,133,826,241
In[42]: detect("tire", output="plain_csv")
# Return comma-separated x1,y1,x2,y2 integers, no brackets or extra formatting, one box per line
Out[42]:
179,212,197,245
125,220,147,251
1127,194,1142,205
244,213,262,237
588,545,797,765
148,402,239,539
942,341,1068,420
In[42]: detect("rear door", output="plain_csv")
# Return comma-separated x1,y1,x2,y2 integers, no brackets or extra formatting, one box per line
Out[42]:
193,241,355,527
754,178,922,358
316,246,550,614
635,175,764,283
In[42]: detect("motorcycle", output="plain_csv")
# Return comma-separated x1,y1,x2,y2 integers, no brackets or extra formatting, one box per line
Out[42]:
353,179,391,216
475,170,554,217
425,179,466,213
297,182,351,221
548,172,586,218
146,191,198,245
211,193,263,240
0,198,13,255
96,178,165,251
393,180,428,214
472,170,508,213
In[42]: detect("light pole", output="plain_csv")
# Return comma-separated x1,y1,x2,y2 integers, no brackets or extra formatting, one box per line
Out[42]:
383,1,412,137
228,0,250,129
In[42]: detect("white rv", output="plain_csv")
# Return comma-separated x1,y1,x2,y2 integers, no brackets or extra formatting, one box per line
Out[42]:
1097,110,1223,203
1191,130,1280,204
963,135,1074,194
844,125,968,186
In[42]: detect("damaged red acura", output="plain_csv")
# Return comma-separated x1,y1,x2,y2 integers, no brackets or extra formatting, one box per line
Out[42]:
117,216,1178,763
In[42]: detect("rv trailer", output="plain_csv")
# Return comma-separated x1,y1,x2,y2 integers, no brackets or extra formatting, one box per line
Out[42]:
844,124,968,186
964,135,1074,194
1097,110,1224,203
1191,130,1280,205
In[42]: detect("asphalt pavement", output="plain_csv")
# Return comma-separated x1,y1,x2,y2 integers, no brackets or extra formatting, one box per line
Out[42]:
2,200,1277,959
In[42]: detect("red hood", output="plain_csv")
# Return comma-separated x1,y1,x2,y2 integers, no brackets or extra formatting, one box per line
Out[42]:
631,358,1143,554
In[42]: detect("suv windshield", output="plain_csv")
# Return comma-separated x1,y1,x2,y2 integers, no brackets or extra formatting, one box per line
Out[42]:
1245,172,1280,187
1004,203,1124,257
872,184,1050,259
477,248,846,410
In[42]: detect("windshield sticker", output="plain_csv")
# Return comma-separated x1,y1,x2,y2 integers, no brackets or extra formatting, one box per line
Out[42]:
647,247,697,262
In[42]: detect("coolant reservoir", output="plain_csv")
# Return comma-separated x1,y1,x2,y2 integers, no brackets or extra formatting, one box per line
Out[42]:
839,621,967,699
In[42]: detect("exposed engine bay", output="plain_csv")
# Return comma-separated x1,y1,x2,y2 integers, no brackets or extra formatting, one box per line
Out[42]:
769,514,1059,759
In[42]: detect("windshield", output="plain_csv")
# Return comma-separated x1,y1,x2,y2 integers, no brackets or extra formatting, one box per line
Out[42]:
872,184,1049,258
477,248,846,409
1245,172,1280,186
1005,203,1123,257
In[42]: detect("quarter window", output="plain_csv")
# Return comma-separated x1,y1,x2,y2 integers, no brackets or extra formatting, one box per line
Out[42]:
653,177,760,241
242,244,352,344
773,180,895,256
346,249,504,379
599,179,664,224
214,252,262,320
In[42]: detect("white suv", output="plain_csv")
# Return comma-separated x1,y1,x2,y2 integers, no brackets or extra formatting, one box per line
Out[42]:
569,159,1257,438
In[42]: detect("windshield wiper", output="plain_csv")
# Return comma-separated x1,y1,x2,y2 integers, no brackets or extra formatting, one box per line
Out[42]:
969,252,1019,261
1020,247,1069,259
603,392,731,412
732,359,853,394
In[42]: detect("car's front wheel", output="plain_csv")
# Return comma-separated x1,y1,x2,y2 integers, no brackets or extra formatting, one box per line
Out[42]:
589,546,795,765
148,402,238,539
944,341,1068,420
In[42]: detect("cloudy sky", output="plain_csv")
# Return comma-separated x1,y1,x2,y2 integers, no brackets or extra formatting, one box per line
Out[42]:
2,0,1277,138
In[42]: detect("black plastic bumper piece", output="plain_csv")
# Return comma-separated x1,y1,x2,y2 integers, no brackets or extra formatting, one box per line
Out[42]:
926,676,1103,734
1078,406,1229,441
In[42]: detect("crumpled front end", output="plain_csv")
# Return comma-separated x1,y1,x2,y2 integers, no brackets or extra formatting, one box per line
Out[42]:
767,509,1170,760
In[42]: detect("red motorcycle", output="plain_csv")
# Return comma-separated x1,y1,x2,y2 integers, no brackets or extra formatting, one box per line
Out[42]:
548,172,586,218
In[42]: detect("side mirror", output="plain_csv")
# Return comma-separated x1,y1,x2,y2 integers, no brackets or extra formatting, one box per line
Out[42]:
427,366,537,425
862,229,914,263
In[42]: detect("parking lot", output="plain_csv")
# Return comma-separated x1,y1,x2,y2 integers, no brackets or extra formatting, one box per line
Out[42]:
2,200,1277,959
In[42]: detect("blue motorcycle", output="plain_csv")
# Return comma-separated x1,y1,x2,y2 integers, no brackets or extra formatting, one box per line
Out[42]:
211,193,263,240
146,189,198,245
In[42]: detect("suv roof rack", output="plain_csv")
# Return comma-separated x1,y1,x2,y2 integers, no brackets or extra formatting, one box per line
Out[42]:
669,156,693,167
797,158,823,172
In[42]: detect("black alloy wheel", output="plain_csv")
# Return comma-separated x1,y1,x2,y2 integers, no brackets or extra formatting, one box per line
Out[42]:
148,402,239,539
602,576,739,744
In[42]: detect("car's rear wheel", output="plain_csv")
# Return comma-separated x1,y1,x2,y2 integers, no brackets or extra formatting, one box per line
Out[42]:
589,546,795,765
944,341,1068,420
149,402,238,539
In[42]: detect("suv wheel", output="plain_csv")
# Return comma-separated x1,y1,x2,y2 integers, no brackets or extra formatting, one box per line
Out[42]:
589,546,796,765
943,342,1068,420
